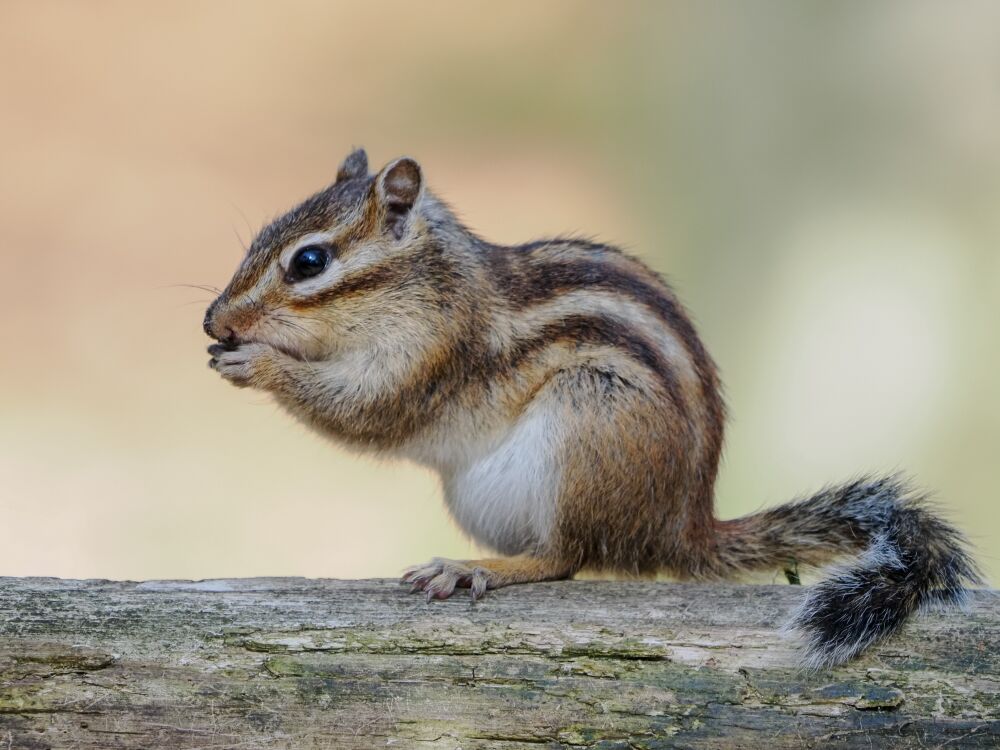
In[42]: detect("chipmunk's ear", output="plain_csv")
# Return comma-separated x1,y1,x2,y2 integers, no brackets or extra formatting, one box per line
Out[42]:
374,157,423,240
336,147,368,183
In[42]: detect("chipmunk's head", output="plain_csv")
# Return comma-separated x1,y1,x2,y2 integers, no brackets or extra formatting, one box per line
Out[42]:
204,148,435,361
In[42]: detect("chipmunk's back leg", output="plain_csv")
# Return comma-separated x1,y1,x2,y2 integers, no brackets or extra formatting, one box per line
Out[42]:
403,353,700,599
403,372,582,600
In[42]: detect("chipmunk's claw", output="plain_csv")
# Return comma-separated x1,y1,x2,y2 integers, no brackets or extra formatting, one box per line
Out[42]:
401,558,491,601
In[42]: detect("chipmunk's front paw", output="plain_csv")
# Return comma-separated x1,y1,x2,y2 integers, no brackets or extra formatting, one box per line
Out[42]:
402,558,492,601
208,342,274,388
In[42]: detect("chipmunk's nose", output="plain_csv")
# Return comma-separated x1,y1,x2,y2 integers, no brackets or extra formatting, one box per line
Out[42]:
204,296,243,347
203,300,219,338
203,297,233,341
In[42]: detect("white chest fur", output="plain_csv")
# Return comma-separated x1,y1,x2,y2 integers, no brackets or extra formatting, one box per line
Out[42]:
405,409,561,556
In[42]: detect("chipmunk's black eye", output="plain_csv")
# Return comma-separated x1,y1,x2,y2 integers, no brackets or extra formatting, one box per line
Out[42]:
286,245,331,282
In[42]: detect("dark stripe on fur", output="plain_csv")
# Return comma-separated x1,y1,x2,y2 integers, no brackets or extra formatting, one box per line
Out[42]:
288,261,406,310
288,242,453,310
501,256,717,398
508,314,688,418
484,242,725,498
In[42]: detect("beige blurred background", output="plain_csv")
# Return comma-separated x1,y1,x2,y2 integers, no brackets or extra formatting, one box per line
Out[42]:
1,2,997,583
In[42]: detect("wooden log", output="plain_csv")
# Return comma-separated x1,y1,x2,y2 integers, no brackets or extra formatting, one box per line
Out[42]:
0,577,996,748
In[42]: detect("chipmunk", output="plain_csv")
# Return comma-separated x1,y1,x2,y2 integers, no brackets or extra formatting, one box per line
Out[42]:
204,147,981,666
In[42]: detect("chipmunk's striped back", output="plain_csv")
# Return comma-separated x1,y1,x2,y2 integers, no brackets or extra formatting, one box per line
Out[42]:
206,147,981,666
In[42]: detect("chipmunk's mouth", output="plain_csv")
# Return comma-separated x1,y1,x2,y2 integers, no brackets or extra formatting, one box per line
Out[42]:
206,334,310,363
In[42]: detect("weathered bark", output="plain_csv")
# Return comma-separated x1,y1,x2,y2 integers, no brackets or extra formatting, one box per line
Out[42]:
0,578,996,749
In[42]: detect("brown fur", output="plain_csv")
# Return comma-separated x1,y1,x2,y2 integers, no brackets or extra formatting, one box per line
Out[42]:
203,149,739,580
205,149,980,664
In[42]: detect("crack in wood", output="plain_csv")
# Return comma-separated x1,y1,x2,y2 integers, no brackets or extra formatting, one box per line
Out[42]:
0,578,995,748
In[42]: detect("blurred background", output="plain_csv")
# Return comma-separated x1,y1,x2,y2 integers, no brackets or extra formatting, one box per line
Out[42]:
1,1,997,583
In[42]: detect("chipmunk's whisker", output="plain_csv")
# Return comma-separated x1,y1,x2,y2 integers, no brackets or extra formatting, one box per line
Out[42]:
173,298,214,309
162,283,225,295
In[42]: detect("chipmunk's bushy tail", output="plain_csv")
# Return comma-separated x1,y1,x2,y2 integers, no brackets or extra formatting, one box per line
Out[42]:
713,475,982,666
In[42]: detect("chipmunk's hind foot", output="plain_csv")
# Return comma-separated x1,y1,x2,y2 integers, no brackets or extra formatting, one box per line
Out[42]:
402,558,491,601
402,555,576,601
